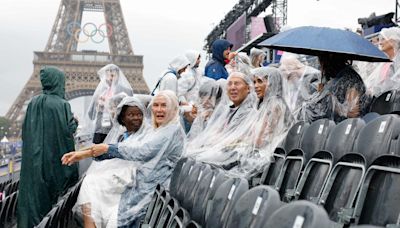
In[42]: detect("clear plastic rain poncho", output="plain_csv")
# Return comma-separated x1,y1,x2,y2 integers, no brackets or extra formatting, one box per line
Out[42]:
154,56,190,95
279,53,321,116
103,96,149,144
186,78,225,141
177,50,203,103
297,57,367,123
80,64,133,144
226,52,253,76
365,27,400,96
75,96,149,228
106,90,185,227
250,67,294,153
250,47,267,68
185,72,269,178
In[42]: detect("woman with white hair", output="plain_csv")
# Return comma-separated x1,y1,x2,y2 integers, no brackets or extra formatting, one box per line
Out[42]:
62,90,185,227
367,27,400,95
250,47,267,68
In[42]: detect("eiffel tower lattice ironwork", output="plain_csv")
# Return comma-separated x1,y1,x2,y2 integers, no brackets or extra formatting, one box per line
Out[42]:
6,0,149,135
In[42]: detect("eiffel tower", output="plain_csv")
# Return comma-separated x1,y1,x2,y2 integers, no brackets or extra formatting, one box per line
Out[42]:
6,0,149,135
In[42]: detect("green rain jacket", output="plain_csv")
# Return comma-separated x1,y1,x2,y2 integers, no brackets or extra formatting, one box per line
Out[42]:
17,67,78,228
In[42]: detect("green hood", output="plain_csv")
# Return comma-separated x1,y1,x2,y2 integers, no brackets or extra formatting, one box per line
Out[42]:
40,66,65,98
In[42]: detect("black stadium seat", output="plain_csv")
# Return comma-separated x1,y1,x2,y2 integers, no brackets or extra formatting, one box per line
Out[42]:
264,201,334,228
370,89,400,115
170,158,195,199
181,163,211,212
281,121,310,154
205,177,249,228
259,147,286,186
191,168,228,225
275,149,304,201
324,118,366,162
318,153,366,224
354,114,400,166
300,118,336,163
224,186,282,228
169,158,190,197
155,197,180,228
293,151,333,203
168,207,191,227
353,155,400,227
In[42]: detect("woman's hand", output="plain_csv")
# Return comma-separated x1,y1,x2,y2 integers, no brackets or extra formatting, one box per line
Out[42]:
62,151,88,166
91,144,109,156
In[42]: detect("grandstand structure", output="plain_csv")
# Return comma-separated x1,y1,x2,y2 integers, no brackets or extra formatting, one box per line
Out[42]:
204,0,287,52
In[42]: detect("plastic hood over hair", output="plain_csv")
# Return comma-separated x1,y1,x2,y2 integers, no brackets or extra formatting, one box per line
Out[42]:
187,78,224,140
103,96,147,144
228,70,254,87
227,52,252,76
364,27,400,96
381,27,400,53
184,50,201,68
279,54,321,114
169,55,190,73
79,64,133,143
250,48,267,67
151,90,179,128
178,50,203,103
252,66,284,99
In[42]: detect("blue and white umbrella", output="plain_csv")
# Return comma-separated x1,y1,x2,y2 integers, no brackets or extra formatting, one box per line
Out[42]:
259,26,390,62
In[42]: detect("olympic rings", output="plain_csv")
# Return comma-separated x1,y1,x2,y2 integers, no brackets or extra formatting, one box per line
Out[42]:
66,21,113,44
74,29,89,43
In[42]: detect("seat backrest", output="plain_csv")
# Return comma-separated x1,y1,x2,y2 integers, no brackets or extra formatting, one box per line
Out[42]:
169,158,188,193
370,89,400,114
300,119,336,163
205,177,249,228
355,114,400,166
325,118,366,162
155,197,180,228
275,149,305,201
191,169,228,225
170,158,195,199
149,189,170,227
182,163,211,212
260,148,286,186
143,184,163,224
265,201,333,228
362,112,380,124
224,186,282,228
353,155,400,226
295,151,333,203
282,121,310,153
186,220,201,228
168,207,191,228
319,153,366,223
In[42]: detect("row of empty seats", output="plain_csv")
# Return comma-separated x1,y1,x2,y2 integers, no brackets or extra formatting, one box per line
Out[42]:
35,179,83,228
142,112,400,227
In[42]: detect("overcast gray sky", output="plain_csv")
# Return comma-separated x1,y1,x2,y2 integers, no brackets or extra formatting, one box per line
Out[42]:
0,0,394,117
